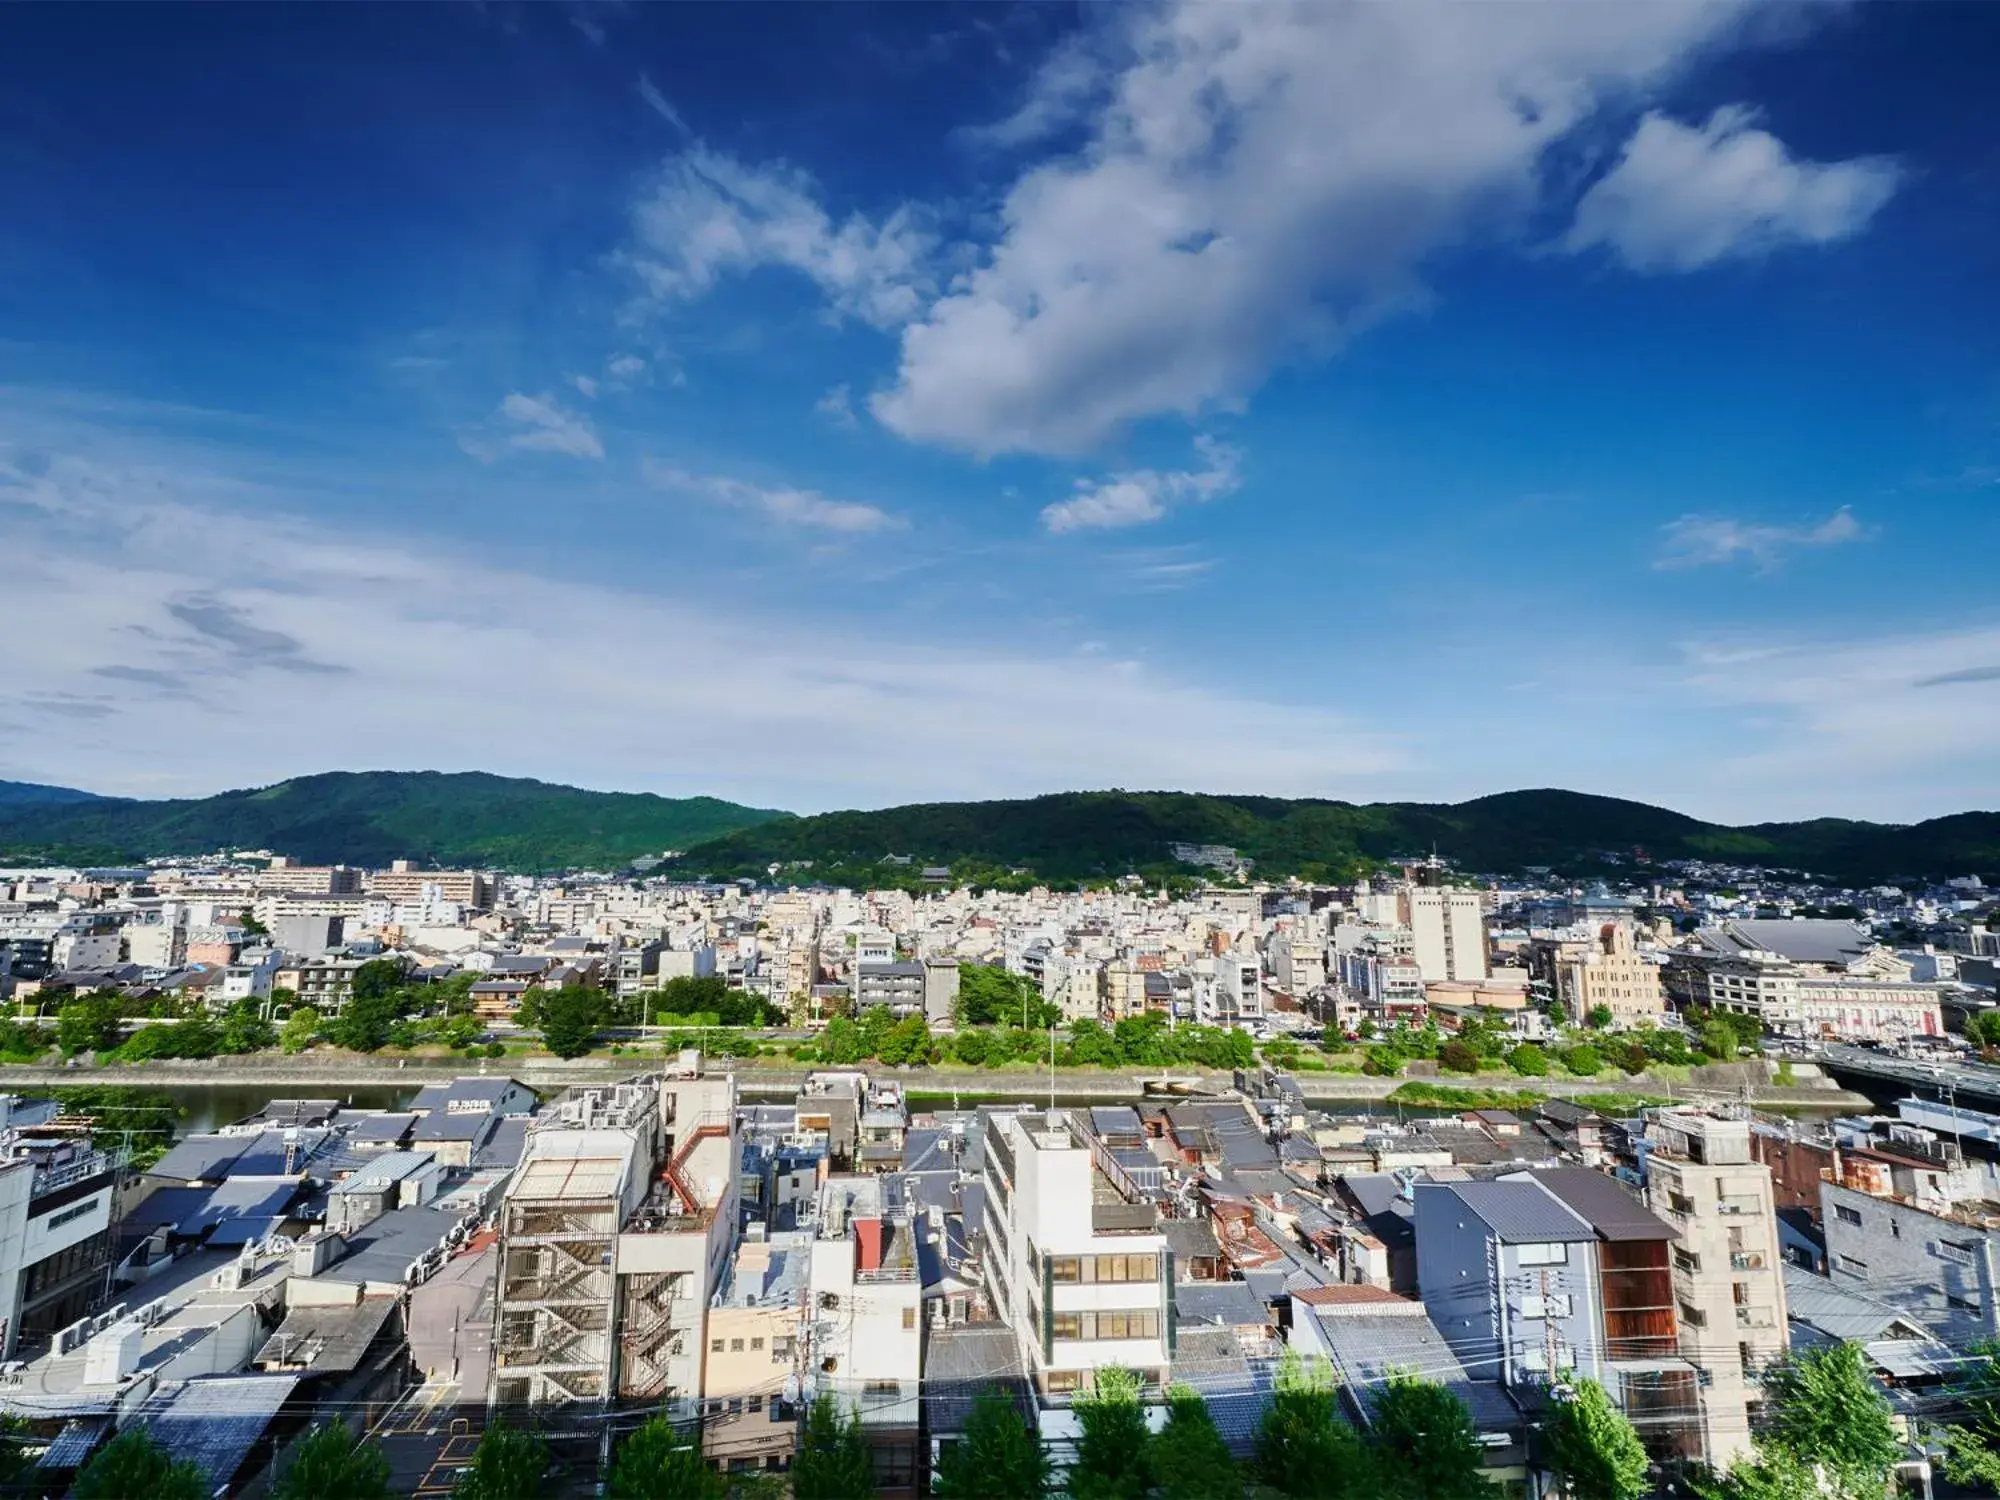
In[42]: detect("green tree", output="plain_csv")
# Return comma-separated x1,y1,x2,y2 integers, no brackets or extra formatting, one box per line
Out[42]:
932,1389,1048,1500
791,1394,874,1500
878,1015,936,1067
1758,1343,1898,1492
349,957,405,1002
1967,1013,2000,1050
1941,1339,2000,1490
535,986,607,1059
1689,1447,1825,1500
1586,1005,1613,1030
57,994,123,1055
272,1420,390,1500
451,1420,549,1499
1698,1018,1740,1060
1562,1044,1603,1077
0,1414,33,1487
819,1016,868,1065
1069,1366,1153,1500
329,990,401,1052
1255,1349,1372,1498
1506,1043,1549,1077
218,1001,277,1054
1365,1375,1494,1500
280,1005,321,1053
1545,1378,1647,1500
1151,1386,1238,1500
1437,1039,1481,1074
606,1418,717,1497
73,1427,208,1500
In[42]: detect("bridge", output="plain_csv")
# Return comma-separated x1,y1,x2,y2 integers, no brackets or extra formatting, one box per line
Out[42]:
1817,1043,2000,1109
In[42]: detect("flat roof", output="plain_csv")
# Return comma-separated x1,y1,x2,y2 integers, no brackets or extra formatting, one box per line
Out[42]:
510,1154,629,1204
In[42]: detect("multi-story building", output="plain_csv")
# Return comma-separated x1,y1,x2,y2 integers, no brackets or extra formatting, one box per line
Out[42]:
810,1177,923,1497
255,860,364,896
1268,929,1324,998
1643,1108,1787,1470
1401,886,1489,983
489,1057,740,1417
0,1127,126,1354
367,861,493,911
1670,919,1945,1042
980,1110,1172,1402
921,957,960,1026
702,1231,809,1476
1531,923,1666,1029
1215,951,1263,1023
853,961,925,1017
276,956,373,1014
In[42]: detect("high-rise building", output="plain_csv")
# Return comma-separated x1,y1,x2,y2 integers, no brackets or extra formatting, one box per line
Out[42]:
1400,887,1488,983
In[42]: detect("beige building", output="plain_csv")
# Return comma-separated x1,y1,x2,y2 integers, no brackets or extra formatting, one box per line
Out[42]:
1099,960,1147,1022
1545,923,1666,1028
1643,1108,1787,1471
1401,885,1489,983
701,1233,809,1475
367,860,493,910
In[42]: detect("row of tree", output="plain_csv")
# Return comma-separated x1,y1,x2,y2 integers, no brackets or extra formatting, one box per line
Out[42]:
17,1338,1947,1500
799,1006,1258,1074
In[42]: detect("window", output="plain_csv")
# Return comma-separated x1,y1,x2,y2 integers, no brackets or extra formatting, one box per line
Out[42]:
1937,1238,1977,1266
1087,1253,1159,1284
711,1338,725,1353
750,1337,764,1351
1048,1256,1082,1284
771,1338,794,1362
1673,1249,1701,1275
1052,1312,1083,1341
1837,1255,1868,1275
901,1306,916,1330
1835,1204,1864,1227
1046,1370,1080,1394
731,1338,745,1352
1516,1242,1567,1267
864,1380,901,1397
43,1198,98,1230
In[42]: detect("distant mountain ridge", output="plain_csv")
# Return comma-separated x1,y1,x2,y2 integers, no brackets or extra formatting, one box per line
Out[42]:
666,787,2000,887
0,773,1992,884
0,779,105,807
0,770,789,870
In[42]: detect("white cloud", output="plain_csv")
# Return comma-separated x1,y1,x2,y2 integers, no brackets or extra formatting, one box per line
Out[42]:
624,147,936,331
571,374,599,399
1672,622,2000,817
605,353,647,381
1656,506,1863,571
0,438,1402,807
637,75,689,136
1041,436,1239,534
814,384,857,429
1566,107,1900,272
645,463,904,534
960,30,1104,151
460,392,604,461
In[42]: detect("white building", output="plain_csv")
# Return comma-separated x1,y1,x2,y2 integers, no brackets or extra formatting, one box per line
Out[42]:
981,1110,1170,1402
1402,886,1489,983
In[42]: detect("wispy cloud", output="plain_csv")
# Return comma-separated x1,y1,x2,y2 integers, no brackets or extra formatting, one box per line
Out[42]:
0,438,1402,805
645,463,904,533
1655,506,1864,571
1915,664,2000,689
459,392,604,462
1041,437,1239,535
637,75,689,136
623,146,936,331
814,384,858,429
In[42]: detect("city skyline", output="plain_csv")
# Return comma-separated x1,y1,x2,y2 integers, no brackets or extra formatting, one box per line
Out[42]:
3,3,1997,821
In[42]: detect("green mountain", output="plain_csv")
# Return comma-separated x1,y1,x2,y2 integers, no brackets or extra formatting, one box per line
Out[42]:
0,779,104,807
666,787,2000,887
0,770,789,870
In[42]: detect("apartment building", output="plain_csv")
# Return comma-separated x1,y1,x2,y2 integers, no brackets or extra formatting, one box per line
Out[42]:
368,861,493,910
1643,1108,1787,1470
1402,886,1489,983
980,1110,1172,1402
702,1231,809,1475
255,860,363,896
810,1177,923,1496
0,1129,125,1354
853,961,925,1016
921,956,960,1026
1670,919,1945,1042
489,1057,740,1417
1267,929,1324,998
1530,922,1666,1028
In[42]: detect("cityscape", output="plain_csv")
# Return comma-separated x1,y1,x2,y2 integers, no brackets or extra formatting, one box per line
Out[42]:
4,0,1999,1495
0,835,1996,1494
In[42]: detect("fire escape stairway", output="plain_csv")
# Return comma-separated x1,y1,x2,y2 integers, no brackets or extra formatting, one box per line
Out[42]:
619,1272,683,1398
663,1121,729,1215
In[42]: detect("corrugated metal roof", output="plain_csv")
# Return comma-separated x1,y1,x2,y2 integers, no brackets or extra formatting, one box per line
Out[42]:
132,1374,300,1491
1443,1179,1596,1245
1319,1311,1520,1437
1517,1168,1676,1242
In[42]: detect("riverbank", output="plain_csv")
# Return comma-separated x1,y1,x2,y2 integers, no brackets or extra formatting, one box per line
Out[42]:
0,1054,1874,1111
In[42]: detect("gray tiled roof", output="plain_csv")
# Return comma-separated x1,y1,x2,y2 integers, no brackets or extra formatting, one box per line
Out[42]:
1515,1167,1675,1242
1175,1281,1269,1329
1317,1310,1520,1437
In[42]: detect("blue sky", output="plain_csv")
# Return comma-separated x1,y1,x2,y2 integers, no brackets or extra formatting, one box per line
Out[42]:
2,1,1997,822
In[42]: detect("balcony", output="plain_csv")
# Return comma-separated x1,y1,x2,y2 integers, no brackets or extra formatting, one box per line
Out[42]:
1734,1308,1774,1330
1730,1252,1765,1271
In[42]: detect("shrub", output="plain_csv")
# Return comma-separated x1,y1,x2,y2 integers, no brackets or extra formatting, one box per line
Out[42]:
1437,1040,1481,1075
1563,1045,1603,1077
1506,1044,1549,1077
